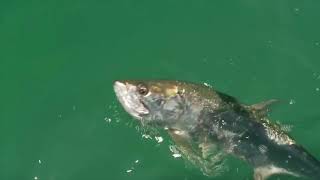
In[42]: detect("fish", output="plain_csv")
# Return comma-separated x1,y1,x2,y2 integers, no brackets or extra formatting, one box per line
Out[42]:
113,80,320,180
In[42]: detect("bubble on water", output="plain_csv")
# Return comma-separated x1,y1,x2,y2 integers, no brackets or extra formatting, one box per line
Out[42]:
228,58,235,65
125,159,140,174
266,40,273,48
315,42,320,46
293,8,300,14
203,57,208,63
172,153,182,158
280,124,293,132
316,88,320,92
142,134,152,140
169,145,182,158
125,121,135,127
314,73,320,80
105,103,122,123
155,136,163,143
34,177,39,180
289,99,296,105
313,73,317,78
105,117,112,123
203,82,213,88
169,145,177,153
38,160,42,164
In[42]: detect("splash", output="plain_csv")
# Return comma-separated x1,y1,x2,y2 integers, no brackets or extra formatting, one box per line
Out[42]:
169,145,182,158
289,99,296,105
125,159,141,174
155,136,164,143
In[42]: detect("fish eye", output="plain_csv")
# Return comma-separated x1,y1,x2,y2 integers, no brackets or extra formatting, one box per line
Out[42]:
137,83,149,96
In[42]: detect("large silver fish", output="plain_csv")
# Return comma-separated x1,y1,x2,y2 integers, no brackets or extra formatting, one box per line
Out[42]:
113,80,320,180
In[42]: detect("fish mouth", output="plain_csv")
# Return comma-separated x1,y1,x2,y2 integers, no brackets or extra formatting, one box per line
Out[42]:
113,81,149,119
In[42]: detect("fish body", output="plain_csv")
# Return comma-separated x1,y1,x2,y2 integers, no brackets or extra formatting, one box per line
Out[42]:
113,80,320,180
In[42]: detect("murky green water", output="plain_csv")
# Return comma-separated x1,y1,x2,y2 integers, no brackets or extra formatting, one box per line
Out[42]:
1,0,320,180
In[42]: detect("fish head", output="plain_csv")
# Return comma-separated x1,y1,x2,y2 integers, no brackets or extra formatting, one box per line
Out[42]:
113,80,193,126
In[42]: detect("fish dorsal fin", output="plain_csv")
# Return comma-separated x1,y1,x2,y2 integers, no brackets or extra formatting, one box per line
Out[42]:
246,99,278,119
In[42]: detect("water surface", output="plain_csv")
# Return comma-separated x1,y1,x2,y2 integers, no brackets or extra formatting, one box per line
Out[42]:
1,1,320,180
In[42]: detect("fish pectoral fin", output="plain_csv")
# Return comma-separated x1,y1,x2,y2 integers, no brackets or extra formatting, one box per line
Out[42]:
167,128,202,160
253,165,296,180
247,99,278,118
199,142,218,159
167,129,225,177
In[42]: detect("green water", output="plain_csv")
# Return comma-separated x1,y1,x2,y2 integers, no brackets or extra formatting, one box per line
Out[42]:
1,0,320,180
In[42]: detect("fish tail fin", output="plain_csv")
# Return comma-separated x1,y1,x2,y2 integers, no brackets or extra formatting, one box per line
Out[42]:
253,165,299,180
255,144,320,180
283,144,320,180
